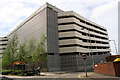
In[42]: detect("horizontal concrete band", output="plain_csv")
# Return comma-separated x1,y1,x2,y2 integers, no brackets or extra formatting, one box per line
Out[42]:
0,50,3,53
58,24,108,39
59,46,110,53
58,17,107,35
59,31,109,43
0,45,7,48
58,11,107,30
0,41,8,45
59,39,110,47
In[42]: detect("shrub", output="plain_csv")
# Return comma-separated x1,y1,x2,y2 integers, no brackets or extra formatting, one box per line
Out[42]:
2,69,34,76
2,69,14,75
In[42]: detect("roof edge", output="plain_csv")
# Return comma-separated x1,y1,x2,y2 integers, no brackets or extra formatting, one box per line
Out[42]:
7,2,63,37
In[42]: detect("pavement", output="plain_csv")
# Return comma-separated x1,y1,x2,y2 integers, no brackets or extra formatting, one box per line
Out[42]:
0,72,120,80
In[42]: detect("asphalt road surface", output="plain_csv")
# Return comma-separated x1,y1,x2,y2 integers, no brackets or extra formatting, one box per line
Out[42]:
0,72,120,80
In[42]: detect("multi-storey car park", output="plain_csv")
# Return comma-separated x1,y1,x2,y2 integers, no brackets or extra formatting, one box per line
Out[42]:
58,11,110,71
0,37,8,62
0,37,8,54
1,3,111,71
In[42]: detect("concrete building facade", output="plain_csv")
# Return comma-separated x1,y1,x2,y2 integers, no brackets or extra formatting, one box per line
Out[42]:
2,3,110,71
0,37,8,56
58,11,110,71
0,37,8,69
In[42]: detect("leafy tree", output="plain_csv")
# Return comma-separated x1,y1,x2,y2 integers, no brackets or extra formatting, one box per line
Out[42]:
2,34,47,72
32,35,47,64
16,43,27,63
2,34,19,67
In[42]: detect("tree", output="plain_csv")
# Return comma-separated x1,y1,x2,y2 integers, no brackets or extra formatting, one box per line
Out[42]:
16,43,27,63
2,34,47,72
32,35,47,64
2,34,19,67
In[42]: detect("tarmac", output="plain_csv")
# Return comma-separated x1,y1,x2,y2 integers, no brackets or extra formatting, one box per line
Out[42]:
0,72,120,80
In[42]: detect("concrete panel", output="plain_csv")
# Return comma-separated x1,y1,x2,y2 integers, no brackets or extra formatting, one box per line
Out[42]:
60,53,110,71
46,8,59,54
0,46,7,49
59,31,76,37
0,41,8,44
47,54,61,71
59,46,110,54
59,31,109,43
46,8,60,71
59,39,110,47
8,8,47,44
59,39,80,45
58,17,107,34
58,11,107,30
58,24,75,30
59,47,77,53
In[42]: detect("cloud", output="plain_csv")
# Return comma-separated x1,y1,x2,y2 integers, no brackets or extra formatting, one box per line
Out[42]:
0,0,38,37
90,0,119,53
0,0,119,54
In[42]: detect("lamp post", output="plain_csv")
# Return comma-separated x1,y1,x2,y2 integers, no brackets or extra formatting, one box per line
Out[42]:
109,40,117,54
88,29,94,66
81,27,94,66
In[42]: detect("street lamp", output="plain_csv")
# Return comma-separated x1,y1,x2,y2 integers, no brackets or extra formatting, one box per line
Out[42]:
81,27,94,66
109,40,117,54
88,29,94,66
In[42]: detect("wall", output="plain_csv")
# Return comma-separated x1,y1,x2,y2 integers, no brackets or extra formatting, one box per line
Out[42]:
94,62,116,76
46,7,61,71
94,62,120,77
60,53,110,71
6,3,62,72
8,8,47,44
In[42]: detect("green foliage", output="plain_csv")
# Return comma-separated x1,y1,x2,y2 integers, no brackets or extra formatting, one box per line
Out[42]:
2,69,34,76
2,34,47,69
16,43,27,63
2,69,14,75
2,34,18,66
32,35,47,63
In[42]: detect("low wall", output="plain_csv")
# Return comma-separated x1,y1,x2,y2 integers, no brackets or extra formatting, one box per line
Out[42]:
94,62,120,77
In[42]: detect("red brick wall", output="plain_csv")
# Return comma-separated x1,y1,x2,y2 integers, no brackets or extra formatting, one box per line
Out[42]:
94,62,116,76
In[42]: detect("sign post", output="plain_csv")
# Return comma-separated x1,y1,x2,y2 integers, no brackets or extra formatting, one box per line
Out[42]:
82,54,87,77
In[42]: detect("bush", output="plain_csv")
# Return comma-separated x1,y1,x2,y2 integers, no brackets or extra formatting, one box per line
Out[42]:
2,69,14,75
2,69,34,76
11,70,22,75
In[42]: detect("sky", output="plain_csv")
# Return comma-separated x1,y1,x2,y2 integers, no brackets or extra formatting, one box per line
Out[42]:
0,0,119,54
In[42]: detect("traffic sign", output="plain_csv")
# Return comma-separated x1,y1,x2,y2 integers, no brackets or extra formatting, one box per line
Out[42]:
82,54,87,60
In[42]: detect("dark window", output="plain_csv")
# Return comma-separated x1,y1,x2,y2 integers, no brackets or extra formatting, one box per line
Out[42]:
0,44,7,46
0,39,8,41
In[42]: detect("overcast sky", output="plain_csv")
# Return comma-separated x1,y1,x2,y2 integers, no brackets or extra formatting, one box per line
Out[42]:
0,0,119,54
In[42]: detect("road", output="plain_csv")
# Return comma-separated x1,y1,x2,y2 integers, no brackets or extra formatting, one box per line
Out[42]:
0,72,120,80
